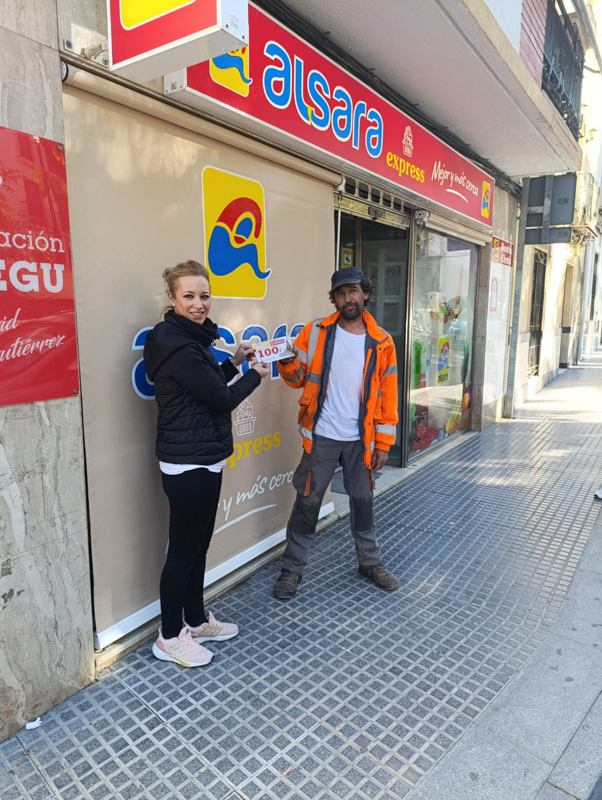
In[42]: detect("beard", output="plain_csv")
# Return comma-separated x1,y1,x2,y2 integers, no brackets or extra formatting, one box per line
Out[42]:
339,302,363,320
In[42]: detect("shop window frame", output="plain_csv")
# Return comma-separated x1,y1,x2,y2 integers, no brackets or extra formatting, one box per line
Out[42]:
405,220,482,464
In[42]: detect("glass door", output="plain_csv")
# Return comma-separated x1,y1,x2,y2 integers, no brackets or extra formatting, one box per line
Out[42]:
336,210,409,464
528,250,547,377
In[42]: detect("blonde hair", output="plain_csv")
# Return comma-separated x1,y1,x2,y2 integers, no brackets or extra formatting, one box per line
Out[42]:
163,260,211,313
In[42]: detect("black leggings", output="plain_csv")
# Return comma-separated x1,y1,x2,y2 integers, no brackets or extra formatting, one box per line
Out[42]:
160,468,222,639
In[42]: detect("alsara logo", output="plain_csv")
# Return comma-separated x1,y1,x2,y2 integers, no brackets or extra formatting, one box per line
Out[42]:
132,321,304,400
262,42,384,159
203,167,270,299
119,0,194,30
481,181,491,218
210,47,252,96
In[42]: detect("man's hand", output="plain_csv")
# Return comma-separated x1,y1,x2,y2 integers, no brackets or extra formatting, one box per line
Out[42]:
371,448,388,472
279,345,298,366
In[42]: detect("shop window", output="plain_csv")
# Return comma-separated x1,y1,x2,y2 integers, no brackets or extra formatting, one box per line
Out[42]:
409,229,478,458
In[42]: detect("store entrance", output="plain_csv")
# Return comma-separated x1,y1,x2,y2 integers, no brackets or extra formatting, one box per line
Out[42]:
335,207,409,465
528,249,547,377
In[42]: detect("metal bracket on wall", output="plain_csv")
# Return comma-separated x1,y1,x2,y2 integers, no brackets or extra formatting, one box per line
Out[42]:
80,40,109,68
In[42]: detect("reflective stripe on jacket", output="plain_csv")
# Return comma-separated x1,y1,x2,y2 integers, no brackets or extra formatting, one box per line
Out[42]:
278,310,398,468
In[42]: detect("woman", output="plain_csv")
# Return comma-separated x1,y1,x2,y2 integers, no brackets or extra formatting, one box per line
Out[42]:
144,260,269,667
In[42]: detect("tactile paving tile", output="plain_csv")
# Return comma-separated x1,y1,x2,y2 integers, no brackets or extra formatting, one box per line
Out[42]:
0,737,54,800
5,358,602,799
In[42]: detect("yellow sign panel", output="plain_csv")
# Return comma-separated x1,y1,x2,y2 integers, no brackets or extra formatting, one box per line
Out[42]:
437,337,450,385
341,247,354,267
203,167,270,299
120,0,195,30
210,47,252,97
481,181,491,219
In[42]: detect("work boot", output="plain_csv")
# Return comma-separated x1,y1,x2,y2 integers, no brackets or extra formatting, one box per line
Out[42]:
358,563,400,591
273,569,303,599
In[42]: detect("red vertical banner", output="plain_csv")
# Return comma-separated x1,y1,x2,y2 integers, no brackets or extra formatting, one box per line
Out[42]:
0,126,79,406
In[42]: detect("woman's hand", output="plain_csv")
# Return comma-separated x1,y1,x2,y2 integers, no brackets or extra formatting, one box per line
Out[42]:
250,360,270,380
231,343,255,367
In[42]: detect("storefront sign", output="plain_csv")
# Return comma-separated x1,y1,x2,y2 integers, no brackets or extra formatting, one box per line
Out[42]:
166,3,494,227
108,0,249,81
131,321,304,400
492,237,514,266
0,127,78,407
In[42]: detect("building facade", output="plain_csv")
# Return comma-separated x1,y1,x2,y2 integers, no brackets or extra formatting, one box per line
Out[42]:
0,0,599,739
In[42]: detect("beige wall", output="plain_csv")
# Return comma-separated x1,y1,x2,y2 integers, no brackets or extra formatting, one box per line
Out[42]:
0,2,94,741
63,86,336,639
514,242,578,405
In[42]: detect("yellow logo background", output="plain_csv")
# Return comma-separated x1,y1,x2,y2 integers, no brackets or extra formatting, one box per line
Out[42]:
203,167,269,300
210,48,252,97
481,181,491,218
120,0,194,30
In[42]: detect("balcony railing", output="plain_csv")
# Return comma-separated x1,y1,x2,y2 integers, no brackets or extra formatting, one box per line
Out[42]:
542,0,585,140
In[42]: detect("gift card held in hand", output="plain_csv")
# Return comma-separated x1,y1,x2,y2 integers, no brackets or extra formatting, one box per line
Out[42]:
253,338,292,363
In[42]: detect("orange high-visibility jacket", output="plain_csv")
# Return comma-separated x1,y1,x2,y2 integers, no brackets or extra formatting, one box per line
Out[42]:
278,310,398,468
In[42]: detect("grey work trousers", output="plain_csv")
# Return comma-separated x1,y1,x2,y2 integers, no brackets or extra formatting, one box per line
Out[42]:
282,434,380,573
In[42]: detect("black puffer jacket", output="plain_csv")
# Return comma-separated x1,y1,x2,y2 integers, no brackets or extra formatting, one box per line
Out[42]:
144,310,261,464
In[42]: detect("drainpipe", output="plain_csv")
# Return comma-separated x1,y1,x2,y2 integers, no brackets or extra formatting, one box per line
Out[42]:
572,0,602,74
335,179,345,269
503,179,530,419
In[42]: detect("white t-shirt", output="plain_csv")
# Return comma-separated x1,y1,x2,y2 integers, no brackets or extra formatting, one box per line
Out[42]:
314,326,366,441
159,461,226,475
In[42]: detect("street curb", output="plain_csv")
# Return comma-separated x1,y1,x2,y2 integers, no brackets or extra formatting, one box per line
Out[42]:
589,774,602,800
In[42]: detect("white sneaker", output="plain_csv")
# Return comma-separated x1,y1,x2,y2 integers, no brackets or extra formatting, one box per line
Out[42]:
187,610,239,642
152,626,213,667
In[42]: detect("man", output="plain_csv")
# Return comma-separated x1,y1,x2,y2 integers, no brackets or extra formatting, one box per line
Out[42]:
274,266,400,599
